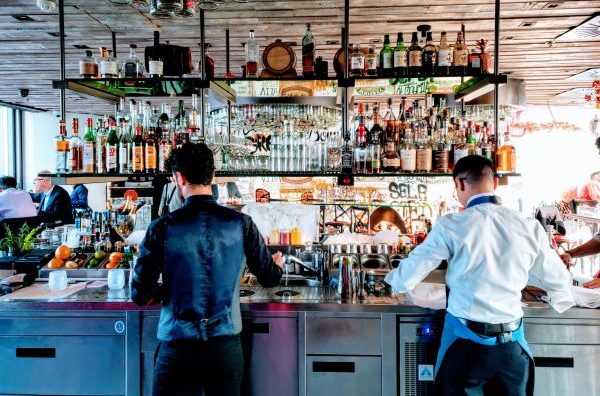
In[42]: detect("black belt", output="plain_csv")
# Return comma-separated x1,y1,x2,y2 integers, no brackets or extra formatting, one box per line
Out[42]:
466,318,522,337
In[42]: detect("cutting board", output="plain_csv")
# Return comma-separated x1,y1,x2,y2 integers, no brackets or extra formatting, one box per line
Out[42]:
0,282,88,300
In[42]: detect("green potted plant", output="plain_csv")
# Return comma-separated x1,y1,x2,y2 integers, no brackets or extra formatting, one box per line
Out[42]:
0,224,41,256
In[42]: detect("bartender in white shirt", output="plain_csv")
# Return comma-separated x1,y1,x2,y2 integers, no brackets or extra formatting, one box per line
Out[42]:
385,155,575,396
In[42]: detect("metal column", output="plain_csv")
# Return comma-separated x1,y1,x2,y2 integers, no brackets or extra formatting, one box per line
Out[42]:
58,0,66,120
200,9,206,138
341,0,350,140
494,0,501,144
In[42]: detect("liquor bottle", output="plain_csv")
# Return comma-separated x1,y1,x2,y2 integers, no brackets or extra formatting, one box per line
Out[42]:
145,123,158,173
465,121,478,155
148,54,164,78
188,94,201,143
95,119,108,174
452,31,469,75
350,44,365,77
452,128,469,165
422,32,437,75
380,34,394,77
480,122,494,160
105,121,119,173
82,117,96,173
99,48,119,78
354,104,368,173
408,32,423,75
132,126,145,173
202,44,215,79
383,97,396,143
79,50,98,79
432,117,450,173
302,23,316,77
437,32,451,76
415,130,433,172
122,44,145,78
399,129,417,172
469,49,482,75
369,105,384,174
157,0,183,12
365,46,378,76
496,124,516,172
158,105,173,172
393,33,408,77
174,100,189,148
245,30,260,77
150,0,175,19
179,0,195,17
69,118,83,173
118,119,131,173
55,120,70,173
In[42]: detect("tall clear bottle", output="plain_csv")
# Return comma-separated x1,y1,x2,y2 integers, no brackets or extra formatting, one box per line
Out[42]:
55,120,70,173
82,117,96,173
188,94,201,143
118,119,132,173
69,118,83,173
245,30,260,77
399,129,417,172
369,105,384,174
95,118,108,174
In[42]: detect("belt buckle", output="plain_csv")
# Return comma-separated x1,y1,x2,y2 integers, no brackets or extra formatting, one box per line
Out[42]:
200,318,210,326
497,331,513,344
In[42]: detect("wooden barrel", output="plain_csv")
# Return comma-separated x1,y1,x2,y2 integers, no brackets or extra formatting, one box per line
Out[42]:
262,39,296,75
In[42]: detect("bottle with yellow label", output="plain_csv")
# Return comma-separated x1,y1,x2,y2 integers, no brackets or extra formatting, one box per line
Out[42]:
291,226,302,245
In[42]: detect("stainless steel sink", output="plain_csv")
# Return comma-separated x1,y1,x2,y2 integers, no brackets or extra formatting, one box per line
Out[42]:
279,278,321,287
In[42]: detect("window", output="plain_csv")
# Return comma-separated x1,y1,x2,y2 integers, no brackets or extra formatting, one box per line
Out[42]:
0,106,12,175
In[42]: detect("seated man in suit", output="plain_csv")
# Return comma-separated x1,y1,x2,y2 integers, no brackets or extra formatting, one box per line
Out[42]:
211,178,242,204
30,174,74,225
0,176,37,221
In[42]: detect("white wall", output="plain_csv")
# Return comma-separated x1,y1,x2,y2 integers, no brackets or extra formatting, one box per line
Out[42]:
22,111,107,211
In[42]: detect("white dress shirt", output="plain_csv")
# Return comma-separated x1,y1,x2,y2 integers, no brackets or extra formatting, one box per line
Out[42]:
41,185,55,211
385,194,575,324
0,188,37,221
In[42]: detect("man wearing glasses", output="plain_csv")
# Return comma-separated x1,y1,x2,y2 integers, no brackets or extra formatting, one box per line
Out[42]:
31,174,73,225
385,155,574,396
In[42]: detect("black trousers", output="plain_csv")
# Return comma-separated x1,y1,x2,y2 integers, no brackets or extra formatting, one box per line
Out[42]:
153,334,244,396
436,338,534,396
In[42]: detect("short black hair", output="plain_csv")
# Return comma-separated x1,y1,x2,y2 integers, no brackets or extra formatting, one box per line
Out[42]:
166,143,215,185
453,155,494,185
0,176,17,189
595,136,600,150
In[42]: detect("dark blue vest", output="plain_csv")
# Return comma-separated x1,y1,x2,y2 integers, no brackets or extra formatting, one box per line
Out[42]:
158,196,244,341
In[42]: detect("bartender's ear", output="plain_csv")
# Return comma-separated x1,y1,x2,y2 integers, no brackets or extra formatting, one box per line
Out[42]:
493,177,499,189
174,172,187,186
455,178,465,192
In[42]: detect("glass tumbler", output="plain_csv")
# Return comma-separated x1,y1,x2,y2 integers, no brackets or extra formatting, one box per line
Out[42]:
48,270,68,291
108,269,126,290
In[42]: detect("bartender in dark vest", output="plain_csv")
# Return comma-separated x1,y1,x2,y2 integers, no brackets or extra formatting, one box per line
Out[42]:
131,143,283,396
385,155,574,395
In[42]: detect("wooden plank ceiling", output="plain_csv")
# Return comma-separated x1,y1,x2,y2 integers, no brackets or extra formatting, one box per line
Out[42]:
0,0,598,115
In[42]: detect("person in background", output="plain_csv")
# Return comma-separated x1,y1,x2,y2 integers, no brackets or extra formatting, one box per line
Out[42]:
158,177,183,217
70,183,89,209
131,143,283,396
560,238,600,289
385,155,574,396
212,179,242,204
30,174,73,225
576,171,600,202
0,176,36,221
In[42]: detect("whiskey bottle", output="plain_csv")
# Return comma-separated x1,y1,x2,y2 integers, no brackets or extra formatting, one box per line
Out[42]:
122,44,145,78
452,31,469,75
408,32,423,75
69,118,83,173
437,32,452,76
452,128,469,165
399,129,417,172
350,44,365,77
365,46,378,76
422,32,437,75
383,97,396,143
99,48,119,78
496,123,516,172
95,119,108,174
432,117,450,173
245,30,260,78
380,34,394,77
415,130,433,172
106,121,119,173
302,23,316,77
82,117,96,173
369,105,384,174
179,0,195,17
354,104,368,172
79,50,98,79
132,126,145,173
393,33,408,77
54,120,70,174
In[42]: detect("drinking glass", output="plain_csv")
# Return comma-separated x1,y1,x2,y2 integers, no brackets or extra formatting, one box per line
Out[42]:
48,270,68,291
108,269,126,290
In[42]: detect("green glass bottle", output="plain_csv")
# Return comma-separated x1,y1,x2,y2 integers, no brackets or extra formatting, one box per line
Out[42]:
393,33,408,77
106,120,119,173
379,34,394,77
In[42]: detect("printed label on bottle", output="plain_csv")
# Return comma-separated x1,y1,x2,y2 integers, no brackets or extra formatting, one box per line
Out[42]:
159,144,172,171
416,149,433,171
123,62,137,78
341,145,354,172
453,148,469,163
453,50,468,67
351,57,364,70
80,62,97,76
409,51,422,67
149,60,164,76
382,53,393,69
423,52,436,66
55,152,67,172
106,145,118,171
437,50,451,67
433,149,449,172
366,57,377,71
100,61,119,76
400,149,417,171
394,51,407,68
82,142,95,172
470,56,481,68
119,146,128,172
133,146,144,171
382,157,401,167
145,146,157,169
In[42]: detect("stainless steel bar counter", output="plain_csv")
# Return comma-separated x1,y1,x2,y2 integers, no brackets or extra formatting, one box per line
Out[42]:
0,284,598,396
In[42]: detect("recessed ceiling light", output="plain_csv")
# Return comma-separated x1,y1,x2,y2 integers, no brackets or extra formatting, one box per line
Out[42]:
73,44,90,49
519,22,536,27
12,14,34,22
501,36,514,40
47,32,66,37
326,40,340,45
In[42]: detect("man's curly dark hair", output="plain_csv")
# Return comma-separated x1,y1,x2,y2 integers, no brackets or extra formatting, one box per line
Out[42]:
166,143,215,185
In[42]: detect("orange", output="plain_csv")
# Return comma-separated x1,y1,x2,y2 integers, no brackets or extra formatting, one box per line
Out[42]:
108,252,123,263
106,261,118,269
55,245,71,261
48,258,64,269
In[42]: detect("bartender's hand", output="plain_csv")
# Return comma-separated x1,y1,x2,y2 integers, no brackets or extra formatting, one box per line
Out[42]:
560,252,573,269
272,251,284,269
583,279,600,289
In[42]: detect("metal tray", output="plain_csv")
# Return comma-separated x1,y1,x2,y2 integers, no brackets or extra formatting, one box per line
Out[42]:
39,254,112,278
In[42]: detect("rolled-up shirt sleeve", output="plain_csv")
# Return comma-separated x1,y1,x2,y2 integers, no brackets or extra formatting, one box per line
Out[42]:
242,214,282,287
131,218,165,306
528,222,575,313
385,220,451,293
